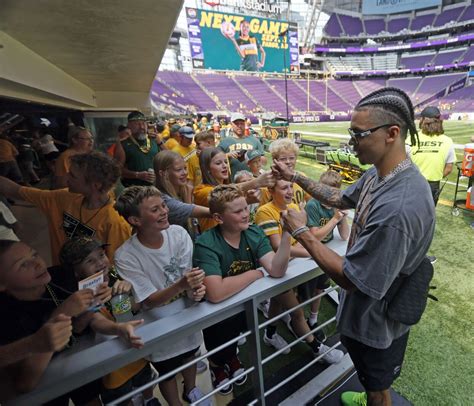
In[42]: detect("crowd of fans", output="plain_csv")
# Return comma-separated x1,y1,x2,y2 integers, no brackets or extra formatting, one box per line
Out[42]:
0,111,350,405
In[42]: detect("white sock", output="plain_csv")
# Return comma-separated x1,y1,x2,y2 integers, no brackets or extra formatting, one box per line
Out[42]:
309,311,318,324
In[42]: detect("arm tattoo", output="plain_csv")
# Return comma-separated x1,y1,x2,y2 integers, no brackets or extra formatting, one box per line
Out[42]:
296,173,348,209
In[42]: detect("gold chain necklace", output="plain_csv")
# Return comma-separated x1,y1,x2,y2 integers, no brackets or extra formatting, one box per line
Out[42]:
129,135,152,154
80,197,110,225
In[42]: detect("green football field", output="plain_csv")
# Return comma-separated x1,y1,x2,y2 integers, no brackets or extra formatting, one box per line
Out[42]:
260,128,474,405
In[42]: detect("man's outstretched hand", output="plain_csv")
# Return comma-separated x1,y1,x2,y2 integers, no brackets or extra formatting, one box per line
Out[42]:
271,160,295,182
281,208,308,235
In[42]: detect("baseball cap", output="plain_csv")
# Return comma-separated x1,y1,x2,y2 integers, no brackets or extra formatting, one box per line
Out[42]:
420,106,441,119
127,111,147,122
59,237,109,268
245,149,264,162
179,126,195,139
170,124,181,134
231,112,246,122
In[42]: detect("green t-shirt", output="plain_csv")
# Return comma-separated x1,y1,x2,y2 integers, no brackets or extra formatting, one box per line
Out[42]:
121,136,160,186
305,198,334,243
193,224,273,278
218,135,263,154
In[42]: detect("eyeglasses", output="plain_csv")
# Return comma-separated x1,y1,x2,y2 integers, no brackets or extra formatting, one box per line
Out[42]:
347,124,398,144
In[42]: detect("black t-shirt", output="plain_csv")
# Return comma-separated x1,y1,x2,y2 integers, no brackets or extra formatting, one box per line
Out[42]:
0,266,76,345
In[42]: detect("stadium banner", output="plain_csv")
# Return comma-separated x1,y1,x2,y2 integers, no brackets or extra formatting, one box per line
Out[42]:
315,33,474,53
185,7,299,73
362,0,442,15
291,114,350,123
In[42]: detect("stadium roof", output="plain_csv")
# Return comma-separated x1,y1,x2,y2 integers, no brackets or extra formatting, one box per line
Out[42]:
0,0,183,110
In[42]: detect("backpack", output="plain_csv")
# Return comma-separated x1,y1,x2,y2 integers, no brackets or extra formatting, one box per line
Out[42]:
384,256,438,325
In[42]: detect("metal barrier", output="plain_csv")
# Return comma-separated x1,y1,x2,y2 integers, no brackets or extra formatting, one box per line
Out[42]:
7,238,347,406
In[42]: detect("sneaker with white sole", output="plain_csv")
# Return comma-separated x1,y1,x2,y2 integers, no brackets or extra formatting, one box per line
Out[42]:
182,386,212,406
263,331,291,354
315,343,344,364
225,355,247,386
257,300,270,318
210,365,233,395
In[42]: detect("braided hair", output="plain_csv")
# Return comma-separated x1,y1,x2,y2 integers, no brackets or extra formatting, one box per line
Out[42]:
355,87,419,148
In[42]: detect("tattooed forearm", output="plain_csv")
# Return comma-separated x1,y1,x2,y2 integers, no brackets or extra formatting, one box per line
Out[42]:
296,173,348,209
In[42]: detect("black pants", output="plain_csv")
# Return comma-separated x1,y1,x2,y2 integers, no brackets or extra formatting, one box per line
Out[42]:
428,180,441,206
203,313,247,366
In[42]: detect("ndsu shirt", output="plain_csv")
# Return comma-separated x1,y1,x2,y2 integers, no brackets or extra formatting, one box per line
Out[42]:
236,36,260,71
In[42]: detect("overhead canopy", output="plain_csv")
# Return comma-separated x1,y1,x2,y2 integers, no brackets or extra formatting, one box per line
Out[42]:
0,0,183,110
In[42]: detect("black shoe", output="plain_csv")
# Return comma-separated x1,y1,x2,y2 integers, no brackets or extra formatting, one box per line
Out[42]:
427,255,437,264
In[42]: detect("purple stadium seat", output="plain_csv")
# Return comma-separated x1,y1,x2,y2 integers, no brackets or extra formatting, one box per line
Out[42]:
410,13,436,31
458,4,474,22
365,19,386,35
436,85,474,112
387,17,410,34
387,77,422,100
338,14,364,36
324,13,343,37
434,6,465,27
413,73,466,104
353,79,386,98
460,46,474,63
400,53,436,69
431,49,466,66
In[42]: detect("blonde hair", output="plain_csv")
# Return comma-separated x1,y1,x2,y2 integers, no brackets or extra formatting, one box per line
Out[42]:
194,130,215,144
319,170,342,188
154,150,187,200
419,117,444,136
114,186,161,221
269,138,299,159
208,184,244,215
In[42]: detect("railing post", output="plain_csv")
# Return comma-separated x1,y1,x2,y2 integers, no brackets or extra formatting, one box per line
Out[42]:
244,298,266,406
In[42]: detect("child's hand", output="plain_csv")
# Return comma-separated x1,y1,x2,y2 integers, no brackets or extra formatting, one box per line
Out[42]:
61,289,94,317
192,285,206,302
245,189,261,204
95,283,112,304
256,171,275,188
183,268,205,290
117,319,144,349
112,280,132,296
34,314,72,353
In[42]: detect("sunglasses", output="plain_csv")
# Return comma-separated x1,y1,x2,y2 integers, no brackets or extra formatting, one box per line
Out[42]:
348,123,398,144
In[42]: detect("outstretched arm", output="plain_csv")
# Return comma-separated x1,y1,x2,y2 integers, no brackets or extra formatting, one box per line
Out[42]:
0,176,23,201
272,161,350,209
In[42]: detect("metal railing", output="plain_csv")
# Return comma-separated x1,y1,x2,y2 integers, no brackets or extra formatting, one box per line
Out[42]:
7,238,348,406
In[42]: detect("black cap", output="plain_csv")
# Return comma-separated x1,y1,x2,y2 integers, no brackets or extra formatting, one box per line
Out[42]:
59,237,109,268
420,106,441,119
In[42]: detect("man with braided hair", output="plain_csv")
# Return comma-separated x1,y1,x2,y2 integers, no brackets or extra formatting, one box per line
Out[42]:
273,88,435,406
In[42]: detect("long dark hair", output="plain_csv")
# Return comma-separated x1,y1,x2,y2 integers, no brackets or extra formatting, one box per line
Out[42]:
199,147,229,186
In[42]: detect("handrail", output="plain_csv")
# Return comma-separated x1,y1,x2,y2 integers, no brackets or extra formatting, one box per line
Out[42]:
6,238,348,405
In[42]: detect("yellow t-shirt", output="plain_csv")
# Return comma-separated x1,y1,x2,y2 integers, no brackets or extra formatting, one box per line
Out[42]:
172,144,196,162
255,202,299,246
19,187,131,265
54,149,79,177
193,184,218,232
187,153,202,186
164,138,179,150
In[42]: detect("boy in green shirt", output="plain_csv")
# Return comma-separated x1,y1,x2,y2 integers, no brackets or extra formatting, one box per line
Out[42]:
193,184,291,395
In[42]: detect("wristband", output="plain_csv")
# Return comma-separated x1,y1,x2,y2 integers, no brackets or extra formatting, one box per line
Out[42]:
135,171,139,179
290,171,299,183
291,225,309,239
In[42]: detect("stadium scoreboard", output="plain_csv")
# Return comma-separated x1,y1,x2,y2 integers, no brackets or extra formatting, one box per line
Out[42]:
186,7,299,73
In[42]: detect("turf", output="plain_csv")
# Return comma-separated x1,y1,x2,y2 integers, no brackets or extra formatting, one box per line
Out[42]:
262,134,474,405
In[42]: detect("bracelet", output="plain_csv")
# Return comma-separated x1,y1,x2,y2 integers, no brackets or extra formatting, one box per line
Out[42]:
135,171,139,179
291,226,309,239
290,171,299,183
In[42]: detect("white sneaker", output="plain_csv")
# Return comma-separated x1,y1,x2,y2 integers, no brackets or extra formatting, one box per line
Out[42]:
183,386,211,406
282,312,291,324
196,359,208,374
263,331,291,354
257,300,270,318
315,343,344,364
237,335,247,346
